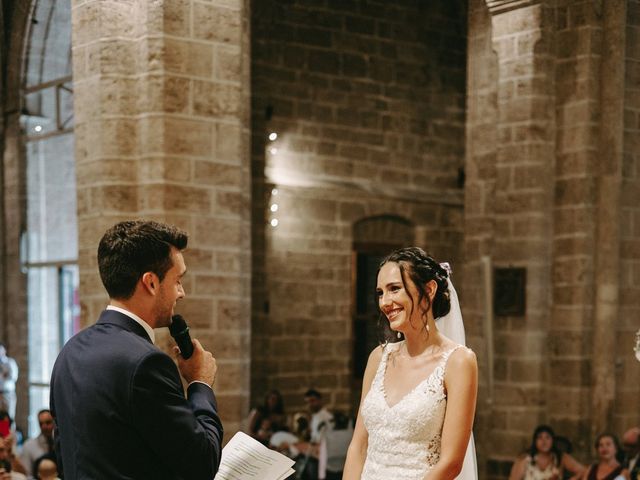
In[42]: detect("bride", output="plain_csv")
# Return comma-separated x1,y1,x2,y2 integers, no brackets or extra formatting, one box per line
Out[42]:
343,247,478,480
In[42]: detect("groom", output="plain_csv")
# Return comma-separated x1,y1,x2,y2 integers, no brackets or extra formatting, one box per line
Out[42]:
50,220,223,479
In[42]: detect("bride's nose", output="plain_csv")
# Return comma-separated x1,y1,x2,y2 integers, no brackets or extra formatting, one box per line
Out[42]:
379,290,391,308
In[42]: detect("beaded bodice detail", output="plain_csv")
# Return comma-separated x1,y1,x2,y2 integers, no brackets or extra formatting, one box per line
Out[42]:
360,342,462,480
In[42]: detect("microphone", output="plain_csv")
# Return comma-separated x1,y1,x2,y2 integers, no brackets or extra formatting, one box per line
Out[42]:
169,314,194,359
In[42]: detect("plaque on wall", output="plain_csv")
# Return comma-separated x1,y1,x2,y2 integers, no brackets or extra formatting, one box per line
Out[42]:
494,267,526,316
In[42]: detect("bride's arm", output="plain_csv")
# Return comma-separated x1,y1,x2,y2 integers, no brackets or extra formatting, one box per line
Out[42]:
343,346,383,480
425,348,478,480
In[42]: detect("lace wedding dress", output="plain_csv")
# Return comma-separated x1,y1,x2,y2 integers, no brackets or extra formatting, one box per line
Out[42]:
360,342,465,480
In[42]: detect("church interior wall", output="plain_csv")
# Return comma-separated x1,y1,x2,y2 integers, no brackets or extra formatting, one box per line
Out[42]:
618,0,640,436
0,0,638,477
250,0,468,415
467,1,640,478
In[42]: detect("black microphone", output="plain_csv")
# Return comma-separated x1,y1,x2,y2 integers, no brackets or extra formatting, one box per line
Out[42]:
169,314,194,359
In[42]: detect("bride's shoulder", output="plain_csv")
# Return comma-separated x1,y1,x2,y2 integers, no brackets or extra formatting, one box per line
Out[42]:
368,344,385,362
360,345,386,388
446,345,477,371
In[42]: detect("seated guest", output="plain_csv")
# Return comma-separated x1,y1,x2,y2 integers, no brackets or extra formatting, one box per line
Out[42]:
294,390,334,480
0,436,26,479
33,454,59,480
2,434,26,476
319,411,353,480
510,425,585,480
292,412,311,443
580,433,629,480
622,428,639,480
19,410,53,479
270,412,311,459
304,389,333,444
245,390,287,445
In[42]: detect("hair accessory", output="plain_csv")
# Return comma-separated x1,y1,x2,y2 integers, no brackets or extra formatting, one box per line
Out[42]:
439,262,452,276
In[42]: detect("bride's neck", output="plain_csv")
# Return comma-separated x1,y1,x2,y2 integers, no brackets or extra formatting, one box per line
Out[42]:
403,329,443,357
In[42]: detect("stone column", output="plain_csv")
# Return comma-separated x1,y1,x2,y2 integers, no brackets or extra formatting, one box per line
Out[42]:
591,0,625,438
549,0,626,449
468,1,556,476
619,0,640,433
470,0,632,465
71,0,251,433
490,0,556,438
2,0,33,431
465,1,499,477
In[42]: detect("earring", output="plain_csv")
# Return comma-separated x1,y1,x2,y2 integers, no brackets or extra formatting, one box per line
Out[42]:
397,331,401,339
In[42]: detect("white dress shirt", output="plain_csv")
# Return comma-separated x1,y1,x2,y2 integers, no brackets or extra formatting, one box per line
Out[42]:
106,305,155,344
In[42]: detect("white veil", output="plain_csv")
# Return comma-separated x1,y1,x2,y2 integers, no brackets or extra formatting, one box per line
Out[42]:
435,266,478,480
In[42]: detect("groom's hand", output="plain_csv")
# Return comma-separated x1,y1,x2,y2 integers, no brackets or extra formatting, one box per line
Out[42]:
175,339,217,386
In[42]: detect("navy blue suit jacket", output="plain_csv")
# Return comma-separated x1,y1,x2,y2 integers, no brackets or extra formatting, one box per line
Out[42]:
50,310,223,479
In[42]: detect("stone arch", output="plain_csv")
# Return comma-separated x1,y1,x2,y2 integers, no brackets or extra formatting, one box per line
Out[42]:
349,214,416,414
352,214,415,251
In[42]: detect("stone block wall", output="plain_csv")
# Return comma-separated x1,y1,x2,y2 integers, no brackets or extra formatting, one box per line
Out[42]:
619,0,640,434
550,0,603,449
71,0,252,434
466,1,558,474
2,0,638,468
467,1,640,476
250,0,468,414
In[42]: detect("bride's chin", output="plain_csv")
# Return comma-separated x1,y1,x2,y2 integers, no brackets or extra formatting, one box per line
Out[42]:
389,319,403,331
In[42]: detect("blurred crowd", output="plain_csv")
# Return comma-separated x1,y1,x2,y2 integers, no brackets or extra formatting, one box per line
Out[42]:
0,409,59,480
509,425,640,480
0,344,59,480
243,388,640,480
243,389,353,480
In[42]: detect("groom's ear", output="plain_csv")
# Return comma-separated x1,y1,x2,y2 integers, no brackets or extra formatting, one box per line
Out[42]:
140,271,159,296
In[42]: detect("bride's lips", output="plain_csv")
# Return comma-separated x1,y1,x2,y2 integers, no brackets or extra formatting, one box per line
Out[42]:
386,308,403,321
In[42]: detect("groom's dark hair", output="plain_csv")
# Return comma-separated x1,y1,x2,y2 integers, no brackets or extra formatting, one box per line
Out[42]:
98,220,187,300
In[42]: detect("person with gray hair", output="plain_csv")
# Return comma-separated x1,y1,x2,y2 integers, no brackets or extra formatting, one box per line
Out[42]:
0,345,18,423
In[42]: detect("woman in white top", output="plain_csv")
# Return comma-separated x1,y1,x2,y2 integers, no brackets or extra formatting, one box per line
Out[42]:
343,247,478,480
509,425,584,480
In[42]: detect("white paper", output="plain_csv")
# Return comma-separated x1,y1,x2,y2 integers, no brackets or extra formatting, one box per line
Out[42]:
214,431,296,480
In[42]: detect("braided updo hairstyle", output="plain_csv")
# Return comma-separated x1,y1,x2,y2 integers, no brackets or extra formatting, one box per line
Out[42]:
377,247,451,344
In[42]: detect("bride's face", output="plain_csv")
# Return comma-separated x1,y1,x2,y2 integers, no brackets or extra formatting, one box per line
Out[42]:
376,262,423,332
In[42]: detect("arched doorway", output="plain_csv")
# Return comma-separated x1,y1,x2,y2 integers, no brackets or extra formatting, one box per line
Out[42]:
351,215,414,413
